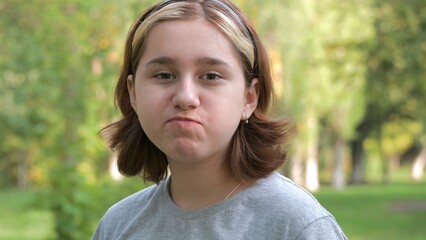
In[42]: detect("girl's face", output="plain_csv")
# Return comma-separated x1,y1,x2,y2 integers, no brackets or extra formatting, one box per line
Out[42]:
128,18,258,167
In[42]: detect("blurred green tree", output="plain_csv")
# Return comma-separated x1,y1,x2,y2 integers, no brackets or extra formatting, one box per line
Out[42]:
0,0,155,238
250,0,372,190
350,0,426,183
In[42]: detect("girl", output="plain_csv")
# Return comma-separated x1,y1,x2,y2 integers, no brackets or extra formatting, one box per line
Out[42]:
93,0,347,239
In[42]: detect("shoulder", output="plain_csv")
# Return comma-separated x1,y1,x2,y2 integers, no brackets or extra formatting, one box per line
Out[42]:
241,172,347,239
249,172,328,216
106,182,161,219
92,181,163,239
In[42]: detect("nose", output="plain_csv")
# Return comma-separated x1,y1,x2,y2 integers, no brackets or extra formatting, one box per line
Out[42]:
172,77,200,110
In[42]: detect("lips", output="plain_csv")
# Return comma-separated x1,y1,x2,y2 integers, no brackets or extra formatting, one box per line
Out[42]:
167,116,202,125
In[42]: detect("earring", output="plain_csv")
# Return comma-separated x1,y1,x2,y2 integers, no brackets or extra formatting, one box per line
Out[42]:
242,113,249,124
242,113,248,124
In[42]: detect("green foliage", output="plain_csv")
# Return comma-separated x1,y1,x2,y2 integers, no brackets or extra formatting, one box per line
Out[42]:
44,169,148,239
46,167,93,239
365,0,426,126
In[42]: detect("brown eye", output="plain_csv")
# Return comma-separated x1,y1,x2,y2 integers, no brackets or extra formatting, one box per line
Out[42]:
154,72,175,80
201,72,221,81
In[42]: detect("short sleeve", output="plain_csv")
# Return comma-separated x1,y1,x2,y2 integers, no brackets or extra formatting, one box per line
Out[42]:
295,216,348,240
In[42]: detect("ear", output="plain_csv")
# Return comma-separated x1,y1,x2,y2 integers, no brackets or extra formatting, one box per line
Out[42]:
242,78,259,120
127,75,137,111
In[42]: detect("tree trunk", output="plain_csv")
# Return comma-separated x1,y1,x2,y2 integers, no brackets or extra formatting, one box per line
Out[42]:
17,150,28,189
376,129,389,184
305,115,319,192
349,139,365,184
411,145,426,180
349,104,377,184
389,155,400,170
333,137,346,190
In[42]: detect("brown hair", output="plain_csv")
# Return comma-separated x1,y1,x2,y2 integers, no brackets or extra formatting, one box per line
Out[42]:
102,0,291,183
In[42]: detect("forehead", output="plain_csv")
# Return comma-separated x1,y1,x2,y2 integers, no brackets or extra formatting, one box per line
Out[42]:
140,18,242,65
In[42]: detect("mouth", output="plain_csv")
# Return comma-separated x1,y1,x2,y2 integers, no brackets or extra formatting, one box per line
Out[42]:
167,116,202,125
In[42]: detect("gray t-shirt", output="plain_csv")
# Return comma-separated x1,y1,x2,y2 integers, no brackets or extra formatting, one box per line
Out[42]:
92,172,347,240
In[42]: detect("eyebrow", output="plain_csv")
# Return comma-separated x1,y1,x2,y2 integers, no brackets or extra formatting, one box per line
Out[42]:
196,57,230,67
146,56,175,66
145,56,231,68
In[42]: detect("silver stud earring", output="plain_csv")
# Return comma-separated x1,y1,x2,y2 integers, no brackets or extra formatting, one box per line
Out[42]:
242,113,248,124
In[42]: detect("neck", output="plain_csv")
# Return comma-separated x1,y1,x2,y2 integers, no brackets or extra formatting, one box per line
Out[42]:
168,159,241,210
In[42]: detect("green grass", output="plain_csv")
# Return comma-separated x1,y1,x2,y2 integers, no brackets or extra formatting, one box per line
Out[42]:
1,181,425,240
315,182,426,240
0,189,54,240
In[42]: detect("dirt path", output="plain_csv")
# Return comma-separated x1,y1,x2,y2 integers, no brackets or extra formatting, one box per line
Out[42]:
389,200,426,212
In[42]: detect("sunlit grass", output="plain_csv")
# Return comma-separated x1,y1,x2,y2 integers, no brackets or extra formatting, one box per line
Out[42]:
0,190,54,240
315,181,426,240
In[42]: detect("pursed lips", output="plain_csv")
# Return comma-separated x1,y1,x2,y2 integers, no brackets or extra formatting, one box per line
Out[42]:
167,116,202,126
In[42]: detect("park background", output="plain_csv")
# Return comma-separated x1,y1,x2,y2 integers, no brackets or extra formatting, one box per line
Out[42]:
1,0,425,239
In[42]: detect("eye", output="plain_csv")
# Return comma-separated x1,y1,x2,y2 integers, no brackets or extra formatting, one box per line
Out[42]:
154,72,175,80
201,72,221,81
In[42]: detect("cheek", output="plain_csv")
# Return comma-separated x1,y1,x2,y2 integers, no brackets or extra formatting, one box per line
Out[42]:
134,88,163,121
206,92,245,124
